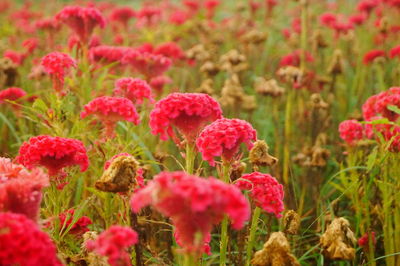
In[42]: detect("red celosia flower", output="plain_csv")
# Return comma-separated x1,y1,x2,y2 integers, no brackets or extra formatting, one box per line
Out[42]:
130,171,250,255
109,7,136,29
205,0,220,19
362,87,400,121
122,50,172,78
338,120,364,145
81,96,140,139
55,5,106,44
22,37,39,54
279,50,314,67
149,75,172,93
319,12,337,27
59,209,92,235
389,45,400,59
363,49,386,64
86,225,138,266
357,0,379,14
349,13,367,26
41,52,77,94
0,212,62,266
169,10,190,25
196,118,257,166
358,232,376,249
35,17,61,31
236,172,284,218
364,118,400,152
149,93,222,143
154,42,185,61
113,77,154,105
3,50,26,65
0,157,49,221
136,6,162,27
89,45,130,64
0,87,26,103
17,135,89,177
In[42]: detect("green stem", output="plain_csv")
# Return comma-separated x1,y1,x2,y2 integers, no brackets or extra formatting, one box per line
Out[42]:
283,90,293,186
183,253,195,266
374,63,386,92
300,0,308,72
185,142,196,174
220,162,231,266
246,207,261,266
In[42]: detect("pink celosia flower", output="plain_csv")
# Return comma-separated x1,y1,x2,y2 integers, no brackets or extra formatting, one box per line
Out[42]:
113,77,154,105
41,52,77,95
55,5,106,44
122,50,172,79
389,45,400,59
362,87,400,121
338,120,364,145
349,13,367,26
17,135,89,177
149,75,172,93
169,10,190,25
364,117,400,152
357,0,379,14
86,225,138,266
0,87,26,103
0,212,62,266
363,49,386,64
319,13,337,27
35,17,61,31
149,93,222,143
154,42,185,61
358,232,376,249
89,45,130,64
0,157,49,220
22,37,39,54
136,6,162,27
81,96,140,139
3,50,26,65
59,209,92,235
236,172,284,218
109,7,136,29
130,171,250,255
196,118,257,166
279,50,314,67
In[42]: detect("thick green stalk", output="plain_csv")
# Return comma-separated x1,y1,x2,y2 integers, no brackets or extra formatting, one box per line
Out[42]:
220,162,231,266
183,253,195,266
246,207,261,266
283,90,293,186
186,142,196,174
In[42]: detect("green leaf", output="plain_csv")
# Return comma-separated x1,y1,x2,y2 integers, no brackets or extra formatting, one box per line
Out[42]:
366,147,378,171
32,98,48,112
387,105,400,115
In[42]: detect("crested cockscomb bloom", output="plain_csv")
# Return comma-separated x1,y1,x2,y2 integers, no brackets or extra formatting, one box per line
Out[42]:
86,225,138,266
338,120,364,145
122,50,172,78
17,135,89,177
363,49,386,64
55,6,106,44
362,87,400,121
389,45,400,59
236,172,284,218
362,94,380,121
349,13,367,26
0,157,49,221
0,212,62,266
149,93,222,143
136,6,162,27
358,232,376,249
154,42,185,61
113,77,154,105
3,50,26,65
109,7,136,29
319,12,337,27
41,52,77,94
89,45,130,64
130,171,250,255
0,87,26,103
149,75,172,93
59,209,92,235
279,50,314,67
364,118,400,152
169,10,190,25
81,96,140,139
196,118,257,166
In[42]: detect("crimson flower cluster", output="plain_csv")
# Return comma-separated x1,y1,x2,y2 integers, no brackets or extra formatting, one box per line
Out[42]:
122,49,172,78
58,209,92,235
338,120,364,145
113,77,154,105
130,171,250,255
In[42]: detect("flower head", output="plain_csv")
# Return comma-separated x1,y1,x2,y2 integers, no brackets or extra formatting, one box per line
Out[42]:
363,49,385,65
109,7,136,28
17,135,89,176
0,157,49,220
89,45,130,64
0,87,26,103
150,93,222,143
154,42,185,61
390,45,400,59
362,87,400,121
149,75,172,93
86,225,138,266
338,120,364,145
81,96,140,139
0,212,62,266
130,171,250,255
280,50,314,67
122,49,172,78
236,172,284,218
55,5,106,44
113,77,154,104
196,118,257,166
358,232,376,249
41,52,76,94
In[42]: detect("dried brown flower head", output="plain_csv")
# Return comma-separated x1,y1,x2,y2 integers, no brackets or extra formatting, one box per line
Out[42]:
311,29,328,52
0,57,18,87
230,161,246,181
186,44,211,62
240,29,267,46
277,66,303,86
219,75,245,108
95,155,139,192
254,78,285,97
241,94,257,112
327,49,345,75
200,61,219,77
252,232,300,266
249,140,278,168
310,93,329,110
283,210,301,235
320,217,356,261
196,78,215,95
219,49,248,73
82,231,108,266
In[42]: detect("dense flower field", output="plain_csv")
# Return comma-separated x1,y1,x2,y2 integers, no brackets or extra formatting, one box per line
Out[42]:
1,0,400,265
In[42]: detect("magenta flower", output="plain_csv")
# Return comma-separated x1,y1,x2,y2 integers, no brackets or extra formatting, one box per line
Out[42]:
113,77,154,105
338,120,364,145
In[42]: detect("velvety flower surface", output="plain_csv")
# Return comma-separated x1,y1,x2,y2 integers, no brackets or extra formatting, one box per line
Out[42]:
149,92,222,142
0,87,26,103
113,77,154,104
130,171,250,255
0,157,49,220
362,87,400,121
17,135,89,176
41,51,76,93
86,225,138,266
338,120,364,145
236,172,284,218
122,49,172,78
0,212,62,266
196,118,257,166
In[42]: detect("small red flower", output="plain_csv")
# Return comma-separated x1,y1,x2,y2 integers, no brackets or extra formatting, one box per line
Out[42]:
154,42,185,61
113,77,154,105
363,49,386,65
389,45,400,59
149,93,222,143
236,172,284,218
109,7,136,29
339,120,364,145
149,75,172,93
362,87,400,121
59,209,92,235
3,50,25,66
0,87,26,103
358,232,376,250
0,212,62,266
196,118,257,166
280,50,314,67
86,225,138,266
17,135,89,177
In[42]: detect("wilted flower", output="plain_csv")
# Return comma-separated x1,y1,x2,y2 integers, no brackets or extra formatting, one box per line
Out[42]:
113,77,154,105
249,140,278,167
0,212,62,266
0,157,49,220
17,135,89,177
338,120,364,145
196,118,257,166
81,96,140,139
86,225,138,266
236,172,284,218
130,171,250,255
149,93,222,143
